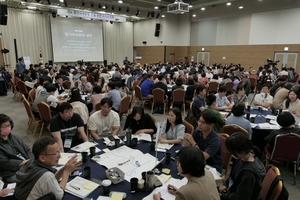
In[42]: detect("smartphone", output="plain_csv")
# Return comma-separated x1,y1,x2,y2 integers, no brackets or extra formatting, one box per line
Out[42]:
108,135,115,141
226,112,232,118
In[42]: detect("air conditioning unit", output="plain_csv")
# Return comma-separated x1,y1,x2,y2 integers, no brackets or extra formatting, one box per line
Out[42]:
167,0,189,14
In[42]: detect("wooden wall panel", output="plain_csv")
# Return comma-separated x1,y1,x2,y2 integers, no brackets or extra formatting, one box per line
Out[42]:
136,44,300,73
135,46,164,64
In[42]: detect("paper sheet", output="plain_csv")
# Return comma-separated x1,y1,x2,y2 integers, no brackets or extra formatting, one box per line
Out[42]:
103,136,124,146
257,123,280,130
2,183,16,197
157,143,174,150
123,133,152,142
71,141,97,152
96,145,157,181
265,115,277,120
66,176,99,198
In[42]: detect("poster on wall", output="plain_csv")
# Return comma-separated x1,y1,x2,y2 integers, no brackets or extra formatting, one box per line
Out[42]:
23,56,31,69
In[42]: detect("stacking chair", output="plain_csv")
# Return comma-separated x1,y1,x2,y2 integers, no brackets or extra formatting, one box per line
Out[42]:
11,77,21,101
37,102,52,138
63,80,71,89
259,165,283,200
225,82,234,95
222,124,248,137
208,82,219,94
17,80,29,101
183,120,194,135
28,88,36,103
87,74,95,86
250,77,257,93
22,94,40,137
151,88,167,115
226,95,232,103
119,95,131,118
95,101,101,111
171,89,186,116
218,133,232,181
264,133,300,185
133,86,152,107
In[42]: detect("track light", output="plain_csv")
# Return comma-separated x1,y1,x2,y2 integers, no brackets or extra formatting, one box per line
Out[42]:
64,0,68,7
118,7,121,11
112,6,115,10
135,9,140,16
189,3,193,8
91,2,94,8
147,11,150,18
110,21,113,24
52,11,56,18
226,1,232,6
36,0,41,2
118,0,123,3
156,13,160,18
98,3,101,8
47,0,51,5
201,6,205,11
105,4,108,9
151,11,155,18
82,1,85,6
126,7,129,12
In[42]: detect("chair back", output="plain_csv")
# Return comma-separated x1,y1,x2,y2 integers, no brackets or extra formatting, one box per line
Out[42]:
270,134,300,162
250,77,257,88
17,80,29,95
75,81,79,88
63,80,71,89
208,82,219,93
134,86,143,101
172,89,185,103
183,120,194,134
218,133,232,180
95,101,101,111
12,77,19,92
87,74,95,86
222,124,248,136
227,95,232,103
260,166,282,200
225,82,234,93
37,102,52,122
119,96,131,116
132,80,139,90
152,88,165,104
153,74,158,81
22,95,35,120
28,88,36,102
124,86,130,96
190,101,195,117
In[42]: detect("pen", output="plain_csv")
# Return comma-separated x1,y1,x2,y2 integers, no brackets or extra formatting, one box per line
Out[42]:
70,184,80,190
168,186,176,191
135,161,141,167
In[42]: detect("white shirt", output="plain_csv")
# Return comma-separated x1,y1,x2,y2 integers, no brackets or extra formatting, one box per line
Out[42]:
254,93,273,107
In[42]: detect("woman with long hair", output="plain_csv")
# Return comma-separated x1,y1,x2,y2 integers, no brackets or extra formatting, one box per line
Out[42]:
68,87,89,125
123,106,157,135
218,132,265,200
231,85,248,106
283,88,300,117
159,107,185,144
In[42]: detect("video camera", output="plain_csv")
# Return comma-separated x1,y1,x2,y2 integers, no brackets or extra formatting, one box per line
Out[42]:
267,59,279,66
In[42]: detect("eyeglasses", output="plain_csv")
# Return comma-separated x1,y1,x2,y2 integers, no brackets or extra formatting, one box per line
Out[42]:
1,124,11,128
42,151,61,157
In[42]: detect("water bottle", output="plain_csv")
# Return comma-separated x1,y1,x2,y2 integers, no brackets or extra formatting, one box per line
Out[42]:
146,171,154,192
126,128,132,147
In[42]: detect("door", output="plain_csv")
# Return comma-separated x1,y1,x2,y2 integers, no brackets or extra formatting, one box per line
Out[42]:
169,53,175,63
274,52,298,70
197,51,210,66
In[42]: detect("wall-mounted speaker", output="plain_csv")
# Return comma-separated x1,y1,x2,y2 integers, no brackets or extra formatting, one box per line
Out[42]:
154,23,160,37
104,60,107,67
49,60,53,66
0,15,7,26
142,41,147,44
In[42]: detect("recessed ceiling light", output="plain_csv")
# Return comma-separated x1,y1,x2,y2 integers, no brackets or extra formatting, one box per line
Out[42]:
201,7,205,11
192,14,196,17
161,14,165,18
59,0,63,2
118,0,123,3
226,2,231,6
154,6,159,9
239,6,243,9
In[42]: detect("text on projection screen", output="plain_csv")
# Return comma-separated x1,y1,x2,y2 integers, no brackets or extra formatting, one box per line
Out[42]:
51,17,104,62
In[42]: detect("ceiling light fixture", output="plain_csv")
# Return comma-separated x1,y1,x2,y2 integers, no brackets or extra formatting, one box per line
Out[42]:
118,7,121,11
239,6,243,9
105,4,108,9
161,14,165,18
189,3,193,8
91,2,94,8
226,1,231,6
36,0,41,2
151,11,155,18
82,1,85,6
64,0,68,7
126,7,129,12
98,3,101,8
154,6,158,9
135,9,140,16
201,6,205,11
156,13,160,18
47,0,51,4
112,6,115,10
118,0,123,3
192,14,196,17
59,0,63,2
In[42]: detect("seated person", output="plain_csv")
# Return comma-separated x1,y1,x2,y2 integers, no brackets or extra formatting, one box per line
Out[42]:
233,76,239,91
115,81,126,98
204,94,225,133
0,188,10,197
35,77,47,98
231,85,248,106
192,84,207,120
215,86,233,111
31,82,52,117
172,77,184,91
282,88,300,117
46,84,69,114
106,82,121,112
159,107,185,144
15,136,82,200
90,85,106,115
140,73,154,99
88,98,120,140
254,84,273,109
153,147,219,200
153,73,168,99
68,88,89,125
183,110,223,173
0,114,34,183
124,106,157,135
219,133,266,200
265,112,300,151
185,77,195,101
50,102,88,152
199,72,208,86
78,76,92,93
54,75,68,94
272,82,293,110
226,103,252,138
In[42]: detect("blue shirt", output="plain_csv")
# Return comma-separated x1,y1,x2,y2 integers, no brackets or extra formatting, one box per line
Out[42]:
16,62,26,74
107,89,121,111
215,93,229,107
193,95,206,120
140,79,154,97
192,129,223,173
226,115,253,138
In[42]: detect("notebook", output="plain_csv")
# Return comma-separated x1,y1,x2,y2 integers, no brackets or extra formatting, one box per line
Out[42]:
66,176,99,198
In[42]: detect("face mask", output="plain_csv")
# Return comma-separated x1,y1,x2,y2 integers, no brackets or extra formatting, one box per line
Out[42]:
0,127,11,136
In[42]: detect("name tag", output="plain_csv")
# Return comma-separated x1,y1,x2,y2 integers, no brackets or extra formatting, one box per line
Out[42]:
64,136,73,149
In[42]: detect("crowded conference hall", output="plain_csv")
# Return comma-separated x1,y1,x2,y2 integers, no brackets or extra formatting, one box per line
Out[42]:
0,0,300,199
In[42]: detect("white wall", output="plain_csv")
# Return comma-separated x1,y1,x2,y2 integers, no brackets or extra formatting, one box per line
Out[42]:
134,14,191,46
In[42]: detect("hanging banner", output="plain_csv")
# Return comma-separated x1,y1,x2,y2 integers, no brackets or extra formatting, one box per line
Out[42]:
56,9,126,22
